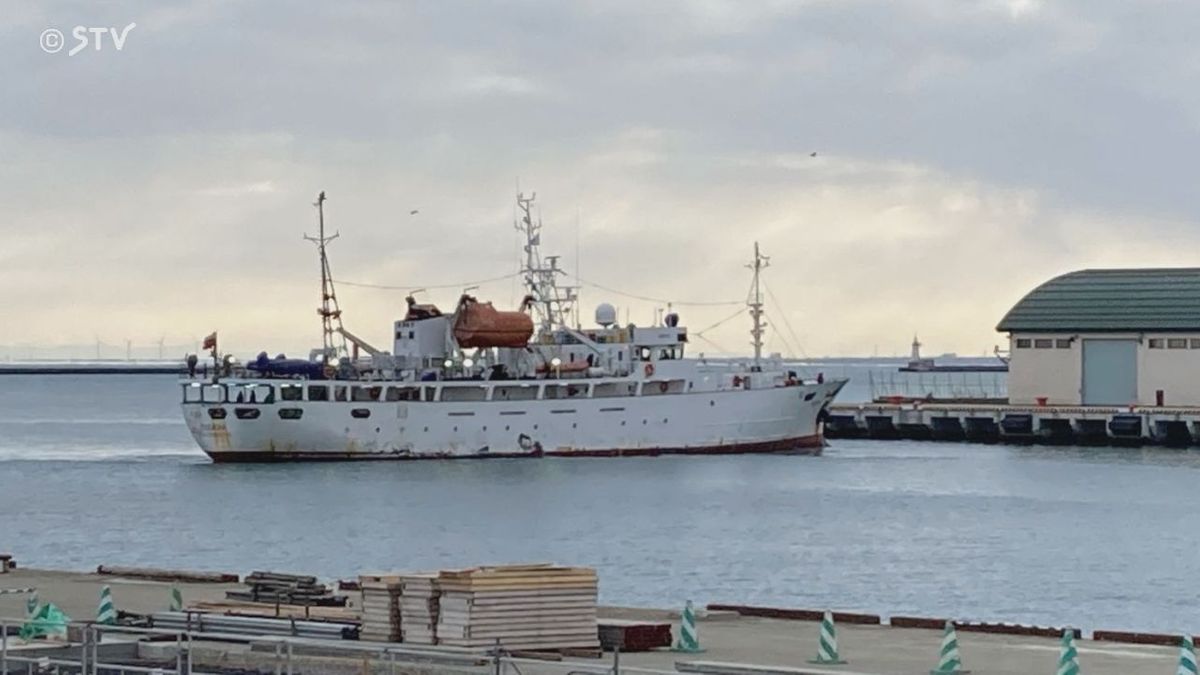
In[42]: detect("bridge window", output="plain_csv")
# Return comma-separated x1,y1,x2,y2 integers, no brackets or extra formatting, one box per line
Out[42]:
1055,339,1072,349
352,386,381,402
1168,338,1188,349
1033,339,1053,349
1015,339,1031,349
308,385,329,401
1149,339,1164,349
386,387,419,401
279,384,303,401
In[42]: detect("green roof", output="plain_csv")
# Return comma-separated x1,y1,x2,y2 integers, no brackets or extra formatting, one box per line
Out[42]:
996,268,1200,333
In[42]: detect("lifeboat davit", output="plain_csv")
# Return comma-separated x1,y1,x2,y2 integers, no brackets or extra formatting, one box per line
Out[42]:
452,294,534,348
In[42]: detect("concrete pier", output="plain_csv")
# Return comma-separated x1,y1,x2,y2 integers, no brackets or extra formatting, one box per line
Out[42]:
0,569,1188,675
827,401,1200,446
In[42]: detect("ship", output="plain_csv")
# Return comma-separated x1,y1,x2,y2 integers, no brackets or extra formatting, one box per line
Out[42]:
180,192,847,462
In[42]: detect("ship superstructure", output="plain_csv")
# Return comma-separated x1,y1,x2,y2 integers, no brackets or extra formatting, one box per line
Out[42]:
181,192,845,462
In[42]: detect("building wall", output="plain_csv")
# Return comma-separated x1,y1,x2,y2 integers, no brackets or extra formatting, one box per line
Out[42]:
1138,336,1200,406
1007,334,1082,405
1008,332,1200,406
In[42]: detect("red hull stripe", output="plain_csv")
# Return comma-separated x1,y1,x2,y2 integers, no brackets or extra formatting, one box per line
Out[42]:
205,434,824,463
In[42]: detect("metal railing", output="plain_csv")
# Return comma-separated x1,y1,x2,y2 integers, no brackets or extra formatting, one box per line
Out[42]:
867,370,1007,402
1,617,680,675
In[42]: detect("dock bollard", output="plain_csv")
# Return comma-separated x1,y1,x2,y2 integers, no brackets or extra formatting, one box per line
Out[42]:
809,611,847,665
672,600,704,653
97,585,117,625
170,584,183,612
930,621,967,675
1177,635,1196,675
1057,628,1079,675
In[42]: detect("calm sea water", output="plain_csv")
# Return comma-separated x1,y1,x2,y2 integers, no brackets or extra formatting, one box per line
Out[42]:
1,371,1196,633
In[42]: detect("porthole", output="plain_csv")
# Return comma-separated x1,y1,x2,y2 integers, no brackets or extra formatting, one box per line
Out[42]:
351,408,371,419
234,408,260,420
278,408,303,420
207,408,227,420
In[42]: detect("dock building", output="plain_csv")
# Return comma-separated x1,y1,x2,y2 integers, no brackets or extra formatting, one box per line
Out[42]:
998,268,1200,406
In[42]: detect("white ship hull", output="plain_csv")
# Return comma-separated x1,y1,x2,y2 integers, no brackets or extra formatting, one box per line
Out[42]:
182,378,845,462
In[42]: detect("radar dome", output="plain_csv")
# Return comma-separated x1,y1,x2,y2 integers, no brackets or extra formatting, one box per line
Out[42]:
595,303,617,327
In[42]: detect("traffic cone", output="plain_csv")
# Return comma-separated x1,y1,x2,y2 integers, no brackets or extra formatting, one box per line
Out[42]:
1178,635,1197,675
672,600,703,653
25,590,39,617
930,621,967,675
96,585,117,625
169,585,183,612
809,611,847,664
1056,629,1079,675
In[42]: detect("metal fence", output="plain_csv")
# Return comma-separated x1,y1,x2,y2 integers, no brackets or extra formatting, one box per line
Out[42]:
867,370,1007,401
0,617,679,675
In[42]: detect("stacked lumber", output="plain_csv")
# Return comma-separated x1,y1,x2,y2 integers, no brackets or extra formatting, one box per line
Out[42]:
435,564,598,651
598,620,672,651
359,574,403,642
399,573,439,644
226,571,347,607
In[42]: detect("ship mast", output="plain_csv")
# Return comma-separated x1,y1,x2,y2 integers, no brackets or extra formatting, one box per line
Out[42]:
748,242,769,367
515,192,577,334
304,191,347,363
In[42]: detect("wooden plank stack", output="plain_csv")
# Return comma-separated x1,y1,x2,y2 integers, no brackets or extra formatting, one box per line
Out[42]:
226,571,347,607
435,564,598,651
399,574,439,644
359,574,403,642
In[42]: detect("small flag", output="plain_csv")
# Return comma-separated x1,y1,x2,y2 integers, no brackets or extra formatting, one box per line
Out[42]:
170,585,183,612
202,332,217,351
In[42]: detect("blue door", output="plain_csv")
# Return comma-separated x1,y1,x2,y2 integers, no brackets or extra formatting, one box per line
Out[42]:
1081,339,1137,405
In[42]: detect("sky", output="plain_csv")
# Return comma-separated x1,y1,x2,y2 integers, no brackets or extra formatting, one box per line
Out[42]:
5,0,1200,359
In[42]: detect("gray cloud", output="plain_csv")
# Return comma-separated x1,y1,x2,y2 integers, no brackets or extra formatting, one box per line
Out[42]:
4,0,1200,355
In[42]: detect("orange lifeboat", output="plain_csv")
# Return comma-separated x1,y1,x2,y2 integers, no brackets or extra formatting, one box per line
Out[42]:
452,294,534,348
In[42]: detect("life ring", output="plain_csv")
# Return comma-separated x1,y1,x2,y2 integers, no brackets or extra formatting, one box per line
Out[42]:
659,381,669,394
644,363,655,377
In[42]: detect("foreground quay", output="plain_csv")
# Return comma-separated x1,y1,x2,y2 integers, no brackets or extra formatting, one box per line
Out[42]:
0,567,1187,674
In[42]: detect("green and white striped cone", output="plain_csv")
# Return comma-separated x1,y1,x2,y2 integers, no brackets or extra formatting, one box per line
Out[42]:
1056,629,1079,675
97,585,117,625
25,590,39,617
169,585,183,612
672,600,703,653
1178,635,1197,675
809,611,847,664
930,620,967,675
